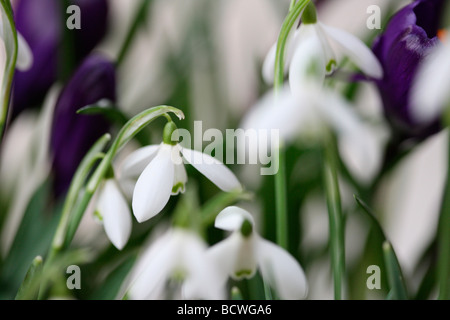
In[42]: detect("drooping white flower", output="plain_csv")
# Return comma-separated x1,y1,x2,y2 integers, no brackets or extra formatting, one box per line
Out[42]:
242,24,382,182
0,13,33,72
411,33,450,124
127,228,224,300
207,206,308,300
262,4,383,87
119,140,242,223
96,179,132,250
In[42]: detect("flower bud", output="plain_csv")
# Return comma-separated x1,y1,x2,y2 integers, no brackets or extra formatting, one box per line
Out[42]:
51,54,116,196
372,0,445,138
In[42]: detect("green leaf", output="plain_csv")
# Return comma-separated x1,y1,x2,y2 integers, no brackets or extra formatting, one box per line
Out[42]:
231,287,243,300
354,195,408,299
77,102,128,126
51,134,111,254
383,242,408,300
0,181,60,300
354,195,386,240
89,256,136,300
15,256,43,300
323,134,345,300
0,0,18,142
117,0,154,66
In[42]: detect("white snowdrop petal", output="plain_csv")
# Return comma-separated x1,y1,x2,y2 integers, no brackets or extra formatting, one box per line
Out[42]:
314,24,337,74
128,231,178,300
208,232,258,281
289,24,327,94
16,33,33,71
181,148,241,192
262,42,277,85
262,19,299,85
97,180,132,250
257,237,308,300
315,88,381,180
320,22,383,79
241,85,316,144
411,41,450,123
215,206,255,231
120,145,160,179
132,144,175,223
172,162,187,195
180,231,225,300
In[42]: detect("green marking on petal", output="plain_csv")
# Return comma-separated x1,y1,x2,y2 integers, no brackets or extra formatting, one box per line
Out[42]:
326,59,337,73
234,269,254,279
171,268,187,282
94,210,103,222
172,182,185,195
240,219,253,238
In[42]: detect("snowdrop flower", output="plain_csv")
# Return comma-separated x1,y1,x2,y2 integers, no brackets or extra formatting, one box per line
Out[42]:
120,122,242,223
242,30,382,182
95,178,132,250
127,228,224,300
262,2,383,88
207,206,308,300
0,8,33,79
411,31,450,124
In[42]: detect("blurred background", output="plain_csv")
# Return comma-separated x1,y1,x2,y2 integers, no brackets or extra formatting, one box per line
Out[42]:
0,0,449,300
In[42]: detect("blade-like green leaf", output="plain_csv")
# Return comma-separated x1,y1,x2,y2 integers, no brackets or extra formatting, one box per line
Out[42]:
354,195,386,240
354,195,408,299
231,287,243,300
383,241,408,300
15,256,43,300
324,134,345,300
77,102,128,126
51,133,111,254
0,0,18,142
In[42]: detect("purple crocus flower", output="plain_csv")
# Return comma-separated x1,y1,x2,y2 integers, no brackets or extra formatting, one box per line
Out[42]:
372,0,445,137
12,0,109,118
51,54,116,196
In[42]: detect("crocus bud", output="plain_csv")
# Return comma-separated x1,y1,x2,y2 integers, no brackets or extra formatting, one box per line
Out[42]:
51,54,116,196
12,0,109,118
372,0,445,138
13,0,61,118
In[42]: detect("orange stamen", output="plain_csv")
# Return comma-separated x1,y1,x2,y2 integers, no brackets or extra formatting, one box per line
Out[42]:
438,29,447,42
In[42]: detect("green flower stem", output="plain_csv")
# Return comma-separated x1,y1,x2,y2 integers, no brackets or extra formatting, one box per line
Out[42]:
323,133,345,300
65,106,183,247
272,0,310,250
50,134,111,259
0,0,18,144
39,106,182,299
15,256,43,300
275,146,288,249
289,0,297,11
273,0,310,90
438,129,450,300
116,0,153,67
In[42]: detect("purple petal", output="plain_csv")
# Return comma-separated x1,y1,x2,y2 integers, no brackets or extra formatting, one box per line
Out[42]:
12,0,109,118
372,0,444,137
51,54,116,196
